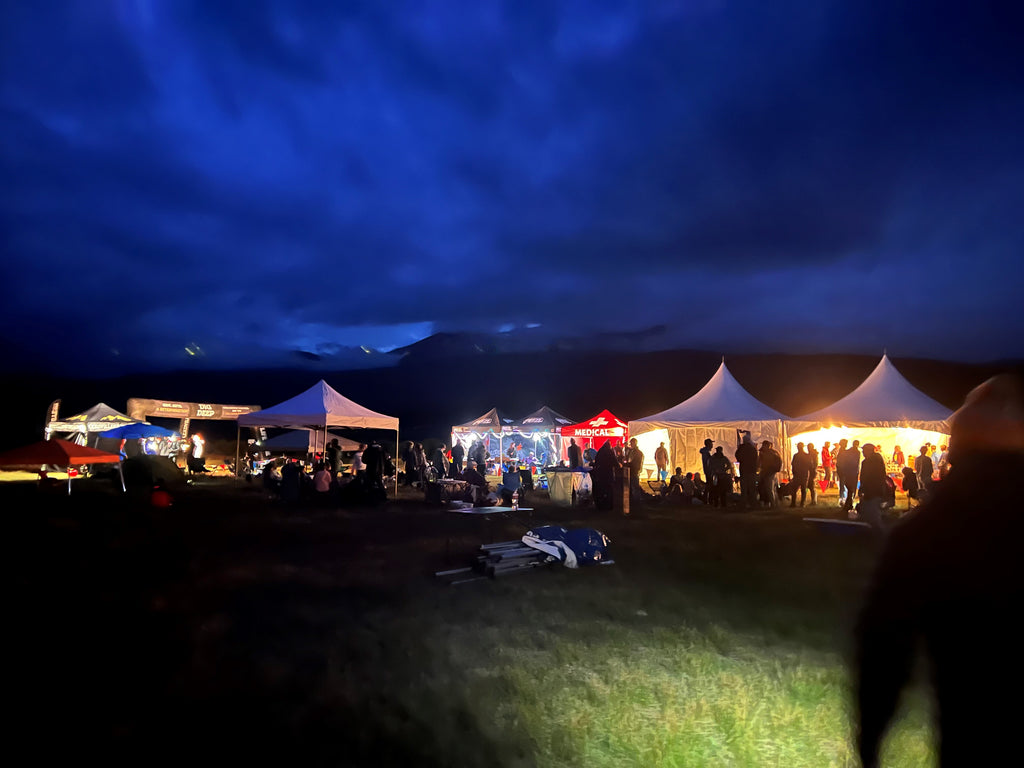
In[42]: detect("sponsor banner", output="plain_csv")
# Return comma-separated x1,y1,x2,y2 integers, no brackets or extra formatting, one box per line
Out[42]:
47,399,61,424
563,427,625,438
127,398,260,421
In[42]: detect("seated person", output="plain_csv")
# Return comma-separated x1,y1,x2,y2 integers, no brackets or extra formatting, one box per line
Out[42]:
692,472,707,501
461,460,491,503
664,467,697,500
313,462,333,495
663,467,684,494
462,460,489,490
262,460,282,495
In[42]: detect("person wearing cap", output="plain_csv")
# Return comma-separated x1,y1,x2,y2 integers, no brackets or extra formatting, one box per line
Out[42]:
855,375,1024,768
855,443,888,530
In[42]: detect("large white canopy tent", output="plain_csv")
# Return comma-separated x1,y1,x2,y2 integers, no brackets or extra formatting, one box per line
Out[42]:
785,355,952,465
236,380,400,489
629,361,787,477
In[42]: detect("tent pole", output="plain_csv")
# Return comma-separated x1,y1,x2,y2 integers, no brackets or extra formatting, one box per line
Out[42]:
234,426,241,479
118,462,126,492
67,464,72,495
395,430,399,496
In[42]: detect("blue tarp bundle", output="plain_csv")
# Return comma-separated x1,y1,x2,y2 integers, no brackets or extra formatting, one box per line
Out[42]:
522,525,610,568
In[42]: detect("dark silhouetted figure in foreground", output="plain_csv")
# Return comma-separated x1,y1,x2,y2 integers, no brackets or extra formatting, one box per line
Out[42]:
915,445,934,499
591,441,620,511
735,435,759,508
855,443,888,530
625,437,644,497
567,438,583,470
757,440,782,507
790,442,812,508
707,446,734,508
855,375,1024,767
450,441,464,477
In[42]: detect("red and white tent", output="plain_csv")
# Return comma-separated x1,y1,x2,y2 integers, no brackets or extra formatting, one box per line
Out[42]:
0,438,125,494
559,410,628,454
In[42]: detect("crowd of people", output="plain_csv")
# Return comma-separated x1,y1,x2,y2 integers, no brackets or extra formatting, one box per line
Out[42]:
258,438,394,505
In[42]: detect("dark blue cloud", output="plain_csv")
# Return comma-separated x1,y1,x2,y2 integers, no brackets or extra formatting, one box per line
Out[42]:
1,0,1022,373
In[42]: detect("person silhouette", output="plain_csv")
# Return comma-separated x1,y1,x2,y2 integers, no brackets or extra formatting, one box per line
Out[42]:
855,375,1024,767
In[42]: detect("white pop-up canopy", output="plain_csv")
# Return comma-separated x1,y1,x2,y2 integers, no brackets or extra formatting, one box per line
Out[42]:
785,355,952,462
236,380,399,485
629,361,787,476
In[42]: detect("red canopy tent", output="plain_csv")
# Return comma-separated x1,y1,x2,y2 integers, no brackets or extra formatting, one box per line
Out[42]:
0,439,125,494
559,410,628,456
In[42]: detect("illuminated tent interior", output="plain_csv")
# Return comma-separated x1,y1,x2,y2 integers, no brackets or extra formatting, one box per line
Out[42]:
450,408,515,473
237,380,400,486
629,361,786,478
784,355,952,467
506,406,575,466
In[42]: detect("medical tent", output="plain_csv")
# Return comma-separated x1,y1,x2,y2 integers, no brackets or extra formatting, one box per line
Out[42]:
629,361,787,477
559,409,628,455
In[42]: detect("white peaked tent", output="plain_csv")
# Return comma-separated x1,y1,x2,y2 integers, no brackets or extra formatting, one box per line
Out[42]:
629,361,787,476
785,355,952,459
236,380,399,487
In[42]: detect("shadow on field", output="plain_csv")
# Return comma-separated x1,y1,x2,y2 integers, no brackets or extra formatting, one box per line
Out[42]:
5,479,529,767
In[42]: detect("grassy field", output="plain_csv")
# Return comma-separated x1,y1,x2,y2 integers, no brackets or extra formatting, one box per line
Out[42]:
5,477,935,767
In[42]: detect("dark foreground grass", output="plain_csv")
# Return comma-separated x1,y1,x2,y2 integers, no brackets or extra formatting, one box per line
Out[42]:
4,479,935,766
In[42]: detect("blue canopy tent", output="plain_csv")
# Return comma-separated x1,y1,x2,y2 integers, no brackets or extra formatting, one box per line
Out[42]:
97,423,178,440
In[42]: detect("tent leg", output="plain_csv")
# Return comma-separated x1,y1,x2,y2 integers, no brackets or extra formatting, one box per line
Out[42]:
395,431,400,496
118,463,126,492
234,426,241,479
67,464,72,495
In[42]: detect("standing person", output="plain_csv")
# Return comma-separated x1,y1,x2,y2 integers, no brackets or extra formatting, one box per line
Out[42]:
654,442,669,483
625,437,644,497
734,434,759,508
914,446,934,499
936,443,950,479
432,443,450,479
567,438,583,470
790,442,812,508
415,443,428,484
708,446,734,508
806,443,819,506
835,439,853,510
402,441,417,486
351,443,367,476
699,438,714,494
450,440,465,477
583,443,597,466
326,438,341,478
820,441,834,489
891,445,905,471
855,444,889,530
591,441,621,511
757,440,782,507
855,375,1024,768
470,439,488,474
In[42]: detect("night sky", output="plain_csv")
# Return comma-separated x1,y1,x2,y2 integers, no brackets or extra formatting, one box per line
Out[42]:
3,1,1022,374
